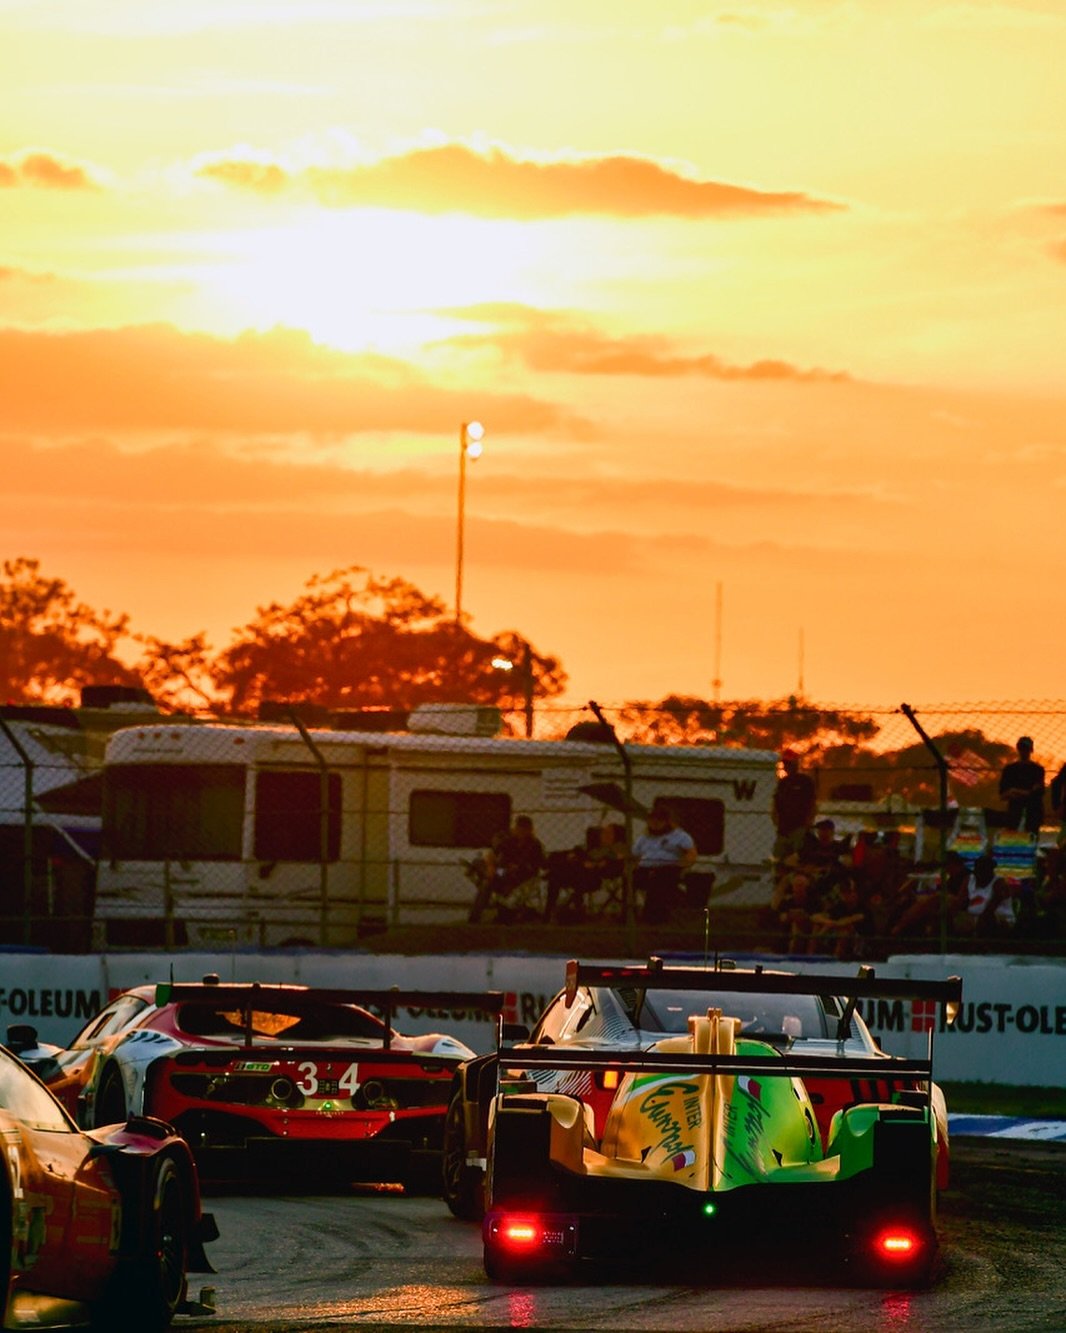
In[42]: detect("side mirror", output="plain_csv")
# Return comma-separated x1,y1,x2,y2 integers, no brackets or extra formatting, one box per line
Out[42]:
5,1024,39,1055
501,1023,530,1044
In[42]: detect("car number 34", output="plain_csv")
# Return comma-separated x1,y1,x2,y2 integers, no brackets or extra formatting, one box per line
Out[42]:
295,1061,360,1098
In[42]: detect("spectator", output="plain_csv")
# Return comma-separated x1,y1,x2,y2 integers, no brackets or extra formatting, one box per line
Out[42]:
773,866,822,955
544,822,626,923
809,874,874,959
772,749,817,861
800,818,850,885
468,814,546,924
1051,762,1066,846
952,853,1012,939
632,801,697,926
1034,846,1066,938
887,852,969,941
999,736,1045,835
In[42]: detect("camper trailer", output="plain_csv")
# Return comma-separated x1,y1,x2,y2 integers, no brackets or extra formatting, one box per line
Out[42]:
92,706,778,948
0,686,176,949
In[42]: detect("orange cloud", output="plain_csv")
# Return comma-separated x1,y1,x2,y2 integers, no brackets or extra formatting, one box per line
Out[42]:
0,324,586,438
199,142,843,219
0,151,98,190
434,305,849,381
0,265,58,285
0,433,878,517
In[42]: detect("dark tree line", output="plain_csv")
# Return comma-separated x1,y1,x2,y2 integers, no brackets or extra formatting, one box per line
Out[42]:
0,558,565,722
0,557,1021,802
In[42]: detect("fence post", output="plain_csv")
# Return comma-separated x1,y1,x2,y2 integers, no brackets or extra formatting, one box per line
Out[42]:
588,701,637,951
900,703,950,953
289,710,332,948
0,718,35,946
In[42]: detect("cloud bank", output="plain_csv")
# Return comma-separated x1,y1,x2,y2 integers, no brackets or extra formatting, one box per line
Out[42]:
199,142,843,219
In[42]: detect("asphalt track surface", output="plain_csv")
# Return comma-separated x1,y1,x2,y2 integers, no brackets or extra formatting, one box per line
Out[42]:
179,1138,1065,1333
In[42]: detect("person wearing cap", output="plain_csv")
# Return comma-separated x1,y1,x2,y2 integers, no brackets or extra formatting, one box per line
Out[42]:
800,817,849,881
772,749,817,861
999,736,1045,835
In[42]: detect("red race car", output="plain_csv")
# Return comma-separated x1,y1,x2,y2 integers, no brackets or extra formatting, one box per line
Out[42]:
0,1038,216,1330
20,978,501,1190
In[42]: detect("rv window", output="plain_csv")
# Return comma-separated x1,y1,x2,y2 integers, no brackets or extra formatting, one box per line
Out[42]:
648,796,725,856
254,769,341,862
408,789,511,848
102,763,244,861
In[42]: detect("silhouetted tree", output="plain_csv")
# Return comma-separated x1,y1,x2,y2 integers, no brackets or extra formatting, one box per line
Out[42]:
206,566,567,717
817,730,1013,808
0,557,140,705
617,694,880,757
134,632,217,713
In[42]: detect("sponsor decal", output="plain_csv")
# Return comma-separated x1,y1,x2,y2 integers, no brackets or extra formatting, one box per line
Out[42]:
401,991,547,1026
638,1079,700,1159
858,998,1066,1037
736,1074,762,1102
0,987,101,1021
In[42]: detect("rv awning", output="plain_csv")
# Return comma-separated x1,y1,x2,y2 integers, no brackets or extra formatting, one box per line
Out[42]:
35,772,104,817
578,782,649,819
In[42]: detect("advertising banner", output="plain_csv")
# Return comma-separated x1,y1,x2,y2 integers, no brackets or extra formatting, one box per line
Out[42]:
2,950,1063,1087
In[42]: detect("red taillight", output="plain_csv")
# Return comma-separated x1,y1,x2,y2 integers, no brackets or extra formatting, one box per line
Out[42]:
877,1229,920,1259
501,1219,540,1248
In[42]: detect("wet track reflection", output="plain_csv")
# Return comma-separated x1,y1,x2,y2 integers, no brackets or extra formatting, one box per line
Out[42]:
184,1141,1066,1333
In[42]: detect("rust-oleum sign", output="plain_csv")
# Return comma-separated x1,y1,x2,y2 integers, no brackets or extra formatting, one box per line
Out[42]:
0,985,102,1024
2,951,1063,1088
858,995,1066,1038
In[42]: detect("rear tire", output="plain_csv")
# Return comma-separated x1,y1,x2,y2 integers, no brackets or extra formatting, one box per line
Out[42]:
0,1171,11,1300
97,1155,188,1332
442,1088,484,1221
402,1149,442,1197
93,1065,128,1129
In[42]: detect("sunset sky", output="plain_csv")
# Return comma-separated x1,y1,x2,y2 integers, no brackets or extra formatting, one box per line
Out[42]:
4,0,1066,711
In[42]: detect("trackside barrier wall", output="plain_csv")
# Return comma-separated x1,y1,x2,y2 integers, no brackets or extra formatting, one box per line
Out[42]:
1,951,1063,1087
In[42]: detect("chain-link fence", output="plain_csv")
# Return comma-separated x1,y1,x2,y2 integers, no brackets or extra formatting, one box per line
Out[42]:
3,699,1065,954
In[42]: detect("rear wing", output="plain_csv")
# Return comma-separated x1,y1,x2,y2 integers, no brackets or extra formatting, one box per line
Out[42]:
499,1045,937,1082
563,959,963,1008
154,982,505,1049
507,959,965,1090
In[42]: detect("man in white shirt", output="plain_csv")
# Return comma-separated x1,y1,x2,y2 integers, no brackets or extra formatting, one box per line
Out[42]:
632,801,698,926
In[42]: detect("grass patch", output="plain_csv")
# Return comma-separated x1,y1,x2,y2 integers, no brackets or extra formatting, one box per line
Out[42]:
943,1082,1066,1118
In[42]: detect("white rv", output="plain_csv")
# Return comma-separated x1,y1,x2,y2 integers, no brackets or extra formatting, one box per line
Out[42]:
0,687,177,949
93,706,778,949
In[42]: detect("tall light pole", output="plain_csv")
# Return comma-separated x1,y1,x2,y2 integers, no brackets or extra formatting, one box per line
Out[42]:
455,420,484,627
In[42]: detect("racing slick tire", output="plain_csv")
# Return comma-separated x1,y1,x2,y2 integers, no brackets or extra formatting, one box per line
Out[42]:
93,1064,129,1129
97,1155,189,1332
1,1172,10,1298
403,1149,443,1197
442,1087,484,1221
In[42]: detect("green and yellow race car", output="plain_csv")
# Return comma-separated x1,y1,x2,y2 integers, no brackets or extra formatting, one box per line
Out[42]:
481,960,961,1288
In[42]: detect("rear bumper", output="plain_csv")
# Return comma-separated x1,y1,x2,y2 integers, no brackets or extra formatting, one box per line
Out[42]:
192,1135,439,1186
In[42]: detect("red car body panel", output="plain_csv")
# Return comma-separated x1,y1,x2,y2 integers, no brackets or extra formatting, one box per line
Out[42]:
29,981,502,1186
1,1043,215,1330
